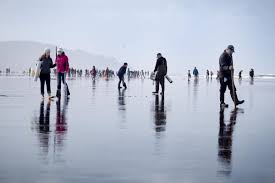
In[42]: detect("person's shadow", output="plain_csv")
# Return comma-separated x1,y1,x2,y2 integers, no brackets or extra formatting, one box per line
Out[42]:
154,95,167,132
217,107,244,176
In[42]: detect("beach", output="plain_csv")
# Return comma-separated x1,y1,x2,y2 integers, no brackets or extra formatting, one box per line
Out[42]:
0,76,275,183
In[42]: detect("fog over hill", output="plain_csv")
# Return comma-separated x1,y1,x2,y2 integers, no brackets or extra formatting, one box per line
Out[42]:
0,41,120,71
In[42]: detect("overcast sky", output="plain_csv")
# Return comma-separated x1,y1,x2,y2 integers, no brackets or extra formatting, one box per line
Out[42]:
0,0,274,74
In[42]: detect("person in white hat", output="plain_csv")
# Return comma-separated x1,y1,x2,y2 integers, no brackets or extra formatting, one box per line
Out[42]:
38,48,56,100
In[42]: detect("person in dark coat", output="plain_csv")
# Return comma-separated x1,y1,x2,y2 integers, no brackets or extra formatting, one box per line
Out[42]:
219,45,244,108
249,69,254,79
193,67,199,77
39,48,56,100
117,63,128,89
152,53,167,95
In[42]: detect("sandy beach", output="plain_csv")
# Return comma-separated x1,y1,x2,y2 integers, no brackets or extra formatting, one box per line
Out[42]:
0,76,274,182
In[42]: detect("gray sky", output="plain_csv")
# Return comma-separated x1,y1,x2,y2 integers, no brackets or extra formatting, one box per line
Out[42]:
0,0,274,74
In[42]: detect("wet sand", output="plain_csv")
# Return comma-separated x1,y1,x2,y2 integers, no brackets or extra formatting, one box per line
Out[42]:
0,76,275,183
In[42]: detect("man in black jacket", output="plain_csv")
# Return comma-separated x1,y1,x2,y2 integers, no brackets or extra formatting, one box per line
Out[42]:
117,63,128,89
153,53,167,95
219,45,244,108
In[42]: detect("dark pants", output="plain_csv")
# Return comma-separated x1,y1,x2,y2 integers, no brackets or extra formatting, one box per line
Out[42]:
220,77,238,104
156,76,165,93
57,73,70,96
39,73,51,96
118,76,126,88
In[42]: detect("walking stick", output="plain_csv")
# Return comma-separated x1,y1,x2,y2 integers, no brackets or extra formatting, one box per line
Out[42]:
231,61,237,108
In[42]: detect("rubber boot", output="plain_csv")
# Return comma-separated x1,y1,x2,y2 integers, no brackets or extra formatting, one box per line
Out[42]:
123,82,127,89
56,89,61,98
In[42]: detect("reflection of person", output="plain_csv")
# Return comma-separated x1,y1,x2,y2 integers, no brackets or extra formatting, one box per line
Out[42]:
219,45,244,108
35,100,51,155
218,107,243,176
56,99,68,135
118,89,126,110
152,53,167,95
154,95,166,132
55,98,69,148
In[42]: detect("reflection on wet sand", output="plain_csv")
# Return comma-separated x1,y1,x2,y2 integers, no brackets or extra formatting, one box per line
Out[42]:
55,99,69,153
37,101,51,155
117,89,127,129
118,89,126,111
92,79,96,97
238,78,242,85
250,78,254,85
32,98,69,162
154,95,167,133
218,107,244,176
193,77,199,109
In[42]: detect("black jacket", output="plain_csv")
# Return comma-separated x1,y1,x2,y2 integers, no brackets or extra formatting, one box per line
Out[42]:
117,66,127,78
219,51,232,78
39,56,55,74
154,57,167,77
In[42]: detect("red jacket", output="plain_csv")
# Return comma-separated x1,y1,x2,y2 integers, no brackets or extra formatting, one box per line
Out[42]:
56,54,69,73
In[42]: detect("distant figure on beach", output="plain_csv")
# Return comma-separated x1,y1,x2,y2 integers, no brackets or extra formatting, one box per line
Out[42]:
104,67,110,78
193,67,199,78
117,62,128,89
249,69,254,79
152,53,167,95
39,48,56,100
188,70,191,81
55,48,70,98
91,66,97,80
238,70,243,79
206,70,210,79
219,45,244,108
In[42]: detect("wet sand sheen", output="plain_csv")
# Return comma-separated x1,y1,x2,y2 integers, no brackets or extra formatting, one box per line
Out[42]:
0,76,275,183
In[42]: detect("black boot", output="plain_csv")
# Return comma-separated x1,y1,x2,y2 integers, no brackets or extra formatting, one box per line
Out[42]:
123,82,127,89
65,83,70,96
236,100,245,106
56,89,61,98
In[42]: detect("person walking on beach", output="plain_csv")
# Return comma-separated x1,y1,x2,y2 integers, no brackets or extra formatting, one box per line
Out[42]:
117,63,128,89
39,48,56,100
238,70,243,79
193,67,199,78
188,70,191,81
249,69,254,79
206,70,210,79
91,66,97,80
152,53,167,95
219,45,244,108
55,48,70,98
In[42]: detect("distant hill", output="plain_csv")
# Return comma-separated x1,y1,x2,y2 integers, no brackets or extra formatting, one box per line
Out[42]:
0,41,120,71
